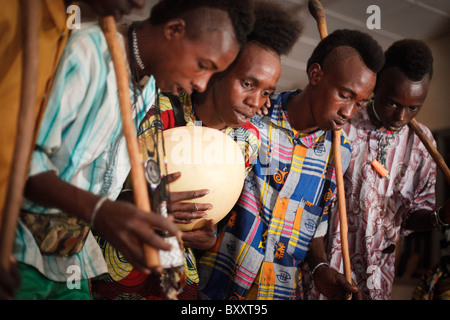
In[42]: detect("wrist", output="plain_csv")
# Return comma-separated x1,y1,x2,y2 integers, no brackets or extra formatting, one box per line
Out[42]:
436,206,449,226
90,196,109,229
311,261,330,277
430,207,449,228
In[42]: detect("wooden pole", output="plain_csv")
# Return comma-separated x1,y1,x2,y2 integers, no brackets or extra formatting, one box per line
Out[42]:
0,0,40,271
308,0,352,287
99,16,160,268
409,118,450,185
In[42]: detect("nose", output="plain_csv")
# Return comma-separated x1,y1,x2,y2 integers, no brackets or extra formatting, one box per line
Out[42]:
339,102,356,120
394,108,407,123
191,74,211,93
246,93,265,112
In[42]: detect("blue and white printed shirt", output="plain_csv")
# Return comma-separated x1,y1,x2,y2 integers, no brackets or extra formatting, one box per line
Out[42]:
199,90,352,300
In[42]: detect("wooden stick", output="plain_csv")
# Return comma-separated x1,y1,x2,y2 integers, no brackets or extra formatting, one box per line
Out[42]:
99,16,160,269
0,0,39,272
308,0,352,286
409,118,450,185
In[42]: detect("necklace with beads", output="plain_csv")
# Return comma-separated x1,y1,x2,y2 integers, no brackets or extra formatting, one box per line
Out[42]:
367,102,398,179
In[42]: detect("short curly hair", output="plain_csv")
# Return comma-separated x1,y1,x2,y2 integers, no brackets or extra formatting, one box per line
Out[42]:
307,29,384,74
247,0,303,56
381,39,434,81
149,0,255,46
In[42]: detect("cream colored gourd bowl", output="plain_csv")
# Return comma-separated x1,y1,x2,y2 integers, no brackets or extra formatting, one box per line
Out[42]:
162,126,246,231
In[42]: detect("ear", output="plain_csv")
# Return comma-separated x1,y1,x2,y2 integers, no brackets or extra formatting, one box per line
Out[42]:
163,18,186,40
308,63,323,86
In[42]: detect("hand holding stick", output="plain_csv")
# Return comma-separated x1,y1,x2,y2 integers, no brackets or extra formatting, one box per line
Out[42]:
99,16,160,269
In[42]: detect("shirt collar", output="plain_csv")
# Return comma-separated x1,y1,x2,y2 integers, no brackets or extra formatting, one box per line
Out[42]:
270,90,326,148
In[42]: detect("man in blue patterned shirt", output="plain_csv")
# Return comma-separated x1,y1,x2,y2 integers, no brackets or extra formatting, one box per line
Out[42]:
198,29,385,300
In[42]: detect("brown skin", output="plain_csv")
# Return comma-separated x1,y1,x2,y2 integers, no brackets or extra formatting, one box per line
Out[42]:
370,67,449,230
170,42,282,250
23,8,243,275
84,0,145,19
308,64,450,300
287,47,376,133
25,172,181,274
300,46,377,300
0,0,147,300
0,257,20,300
194,42,281,129
128,11,241,95
371,66,430,131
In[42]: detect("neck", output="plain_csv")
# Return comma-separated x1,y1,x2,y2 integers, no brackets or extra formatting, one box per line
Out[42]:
367,101,383,128
192,89,226,129
286,87,319,133
121,21,158,80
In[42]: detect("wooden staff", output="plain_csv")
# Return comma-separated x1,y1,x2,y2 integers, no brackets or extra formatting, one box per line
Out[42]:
409,118,450,185
99,17,160,269
0,0,39,272
308,0,353,287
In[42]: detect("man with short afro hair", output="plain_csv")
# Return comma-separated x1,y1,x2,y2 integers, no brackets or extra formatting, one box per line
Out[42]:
199,29,384,300
90,0,303,300
305,39,449,300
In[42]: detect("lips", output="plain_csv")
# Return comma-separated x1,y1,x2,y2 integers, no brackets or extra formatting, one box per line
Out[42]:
171,84,189,96
234,109,253,125
332,119,346,130
387,123,404,131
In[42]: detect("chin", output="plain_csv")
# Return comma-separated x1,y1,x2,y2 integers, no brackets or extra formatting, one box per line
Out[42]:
227,122,241,129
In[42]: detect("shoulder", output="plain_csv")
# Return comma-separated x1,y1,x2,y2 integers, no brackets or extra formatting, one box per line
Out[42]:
60,24,112,71
406,120,437,155
410,120,435,142
240,121,261,140
157,93,176,112
66,24,106,49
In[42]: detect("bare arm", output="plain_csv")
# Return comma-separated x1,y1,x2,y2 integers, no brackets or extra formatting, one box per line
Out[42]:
24,171,181,274
306,237,362,300
404,199,450,231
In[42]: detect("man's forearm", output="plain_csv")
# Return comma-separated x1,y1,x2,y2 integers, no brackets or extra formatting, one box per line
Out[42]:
24,171,100,223
307,236,328,268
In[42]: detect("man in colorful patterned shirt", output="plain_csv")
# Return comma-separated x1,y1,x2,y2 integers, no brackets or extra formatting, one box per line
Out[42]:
91,0,303,300
198,29,385,300
305,39,450,300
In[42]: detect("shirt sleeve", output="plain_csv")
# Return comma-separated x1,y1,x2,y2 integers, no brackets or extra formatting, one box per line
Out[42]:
400,126,437,234
28,36,89,178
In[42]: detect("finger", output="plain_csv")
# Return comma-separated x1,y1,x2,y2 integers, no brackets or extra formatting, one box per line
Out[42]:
171,202,212,213
166,172,181,184
169,189,210,202
173,211,207,223
142,211,182,238
336,275,360,299
134,225,175,252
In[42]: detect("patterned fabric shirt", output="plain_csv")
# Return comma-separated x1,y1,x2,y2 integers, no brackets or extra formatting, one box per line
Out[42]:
304,106,436,300
198,90,352,300
91,92,261,300
14,24,156,282
140,92,261,174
